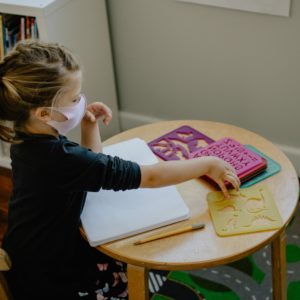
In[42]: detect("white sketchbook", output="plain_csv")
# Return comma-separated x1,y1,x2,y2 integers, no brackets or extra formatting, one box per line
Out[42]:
81,138,190,246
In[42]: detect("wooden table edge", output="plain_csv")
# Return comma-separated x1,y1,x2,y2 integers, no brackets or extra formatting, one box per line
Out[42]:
95,224,295,270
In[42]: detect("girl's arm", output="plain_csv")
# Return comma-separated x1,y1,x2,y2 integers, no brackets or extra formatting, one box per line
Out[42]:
140,156,240,198
81,102,112,152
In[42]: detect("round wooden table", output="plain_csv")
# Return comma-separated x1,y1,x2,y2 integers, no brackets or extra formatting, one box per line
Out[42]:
97,120,299,300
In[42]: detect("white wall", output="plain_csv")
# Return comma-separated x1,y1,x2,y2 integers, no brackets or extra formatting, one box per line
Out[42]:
43,0,120,142
107,0,300,173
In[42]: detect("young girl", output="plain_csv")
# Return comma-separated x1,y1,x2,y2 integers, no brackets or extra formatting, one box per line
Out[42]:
0,41,240,300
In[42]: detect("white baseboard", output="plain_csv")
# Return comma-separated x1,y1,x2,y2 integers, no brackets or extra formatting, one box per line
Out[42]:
1,112,299,176
276,144,300,176
119,110,300,176
119,110,164,131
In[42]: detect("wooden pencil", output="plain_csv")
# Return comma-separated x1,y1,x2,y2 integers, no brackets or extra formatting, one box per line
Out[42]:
134,223,205,245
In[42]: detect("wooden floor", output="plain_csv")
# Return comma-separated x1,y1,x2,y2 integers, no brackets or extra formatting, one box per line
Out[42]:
0,167,12,246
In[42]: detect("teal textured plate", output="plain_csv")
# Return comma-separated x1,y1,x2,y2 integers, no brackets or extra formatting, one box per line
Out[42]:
241,145,281,188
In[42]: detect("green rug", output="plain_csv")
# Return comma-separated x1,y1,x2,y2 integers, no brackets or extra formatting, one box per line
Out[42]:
149,201,300,300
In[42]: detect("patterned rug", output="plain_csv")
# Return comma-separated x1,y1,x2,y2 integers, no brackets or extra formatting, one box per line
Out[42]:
149,201,300,300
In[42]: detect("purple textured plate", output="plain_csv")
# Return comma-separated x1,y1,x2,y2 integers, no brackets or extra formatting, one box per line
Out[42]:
148,125,214,160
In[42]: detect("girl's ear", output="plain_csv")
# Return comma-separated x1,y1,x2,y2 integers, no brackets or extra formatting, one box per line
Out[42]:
34,107,52,121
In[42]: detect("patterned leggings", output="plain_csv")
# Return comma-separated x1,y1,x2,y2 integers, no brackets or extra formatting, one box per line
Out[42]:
77,258,128,300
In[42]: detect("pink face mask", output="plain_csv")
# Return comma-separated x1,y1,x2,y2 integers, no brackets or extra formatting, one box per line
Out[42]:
46,94,87,135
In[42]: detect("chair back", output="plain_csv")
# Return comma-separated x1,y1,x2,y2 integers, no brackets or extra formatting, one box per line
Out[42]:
0,248,13,300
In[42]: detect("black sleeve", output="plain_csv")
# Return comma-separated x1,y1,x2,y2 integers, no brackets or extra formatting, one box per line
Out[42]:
54,140,141,192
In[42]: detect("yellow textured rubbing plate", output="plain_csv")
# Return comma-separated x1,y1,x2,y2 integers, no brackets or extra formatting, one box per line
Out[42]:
207,185,283,236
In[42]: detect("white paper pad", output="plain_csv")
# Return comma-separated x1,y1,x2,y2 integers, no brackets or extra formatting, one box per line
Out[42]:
81,138,190,246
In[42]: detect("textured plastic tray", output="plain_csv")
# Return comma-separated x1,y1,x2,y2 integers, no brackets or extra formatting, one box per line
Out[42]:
148,125,214,161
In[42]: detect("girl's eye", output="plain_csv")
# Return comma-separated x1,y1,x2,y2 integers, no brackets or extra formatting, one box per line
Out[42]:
72,96,80,103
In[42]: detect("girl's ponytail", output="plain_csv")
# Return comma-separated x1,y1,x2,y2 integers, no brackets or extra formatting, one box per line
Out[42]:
0,123,14,143
0,72,30,143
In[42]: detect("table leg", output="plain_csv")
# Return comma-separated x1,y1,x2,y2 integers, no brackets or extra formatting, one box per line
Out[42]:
271,230,286,300
127,264,149,300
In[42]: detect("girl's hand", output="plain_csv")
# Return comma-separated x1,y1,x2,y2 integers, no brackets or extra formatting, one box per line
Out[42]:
83,102,112,125
205,157,240,198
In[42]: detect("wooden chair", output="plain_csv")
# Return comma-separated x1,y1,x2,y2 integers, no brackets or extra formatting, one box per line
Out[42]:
0,248,13,300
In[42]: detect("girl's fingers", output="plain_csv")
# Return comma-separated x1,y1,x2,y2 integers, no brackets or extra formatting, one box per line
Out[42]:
223,163,240,191
84,110,96,122
225,164,236,174
207,159,240,198
224,173,240,191
216,179,230,199
218,170,240,198
87,102,113,124
103,111,113,125
95,107,111,118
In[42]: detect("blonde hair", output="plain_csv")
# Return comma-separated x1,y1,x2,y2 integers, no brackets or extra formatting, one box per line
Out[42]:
0,40,80,143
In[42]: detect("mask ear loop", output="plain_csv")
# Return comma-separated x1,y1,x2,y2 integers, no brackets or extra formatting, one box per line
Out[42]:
47,92,59,120
47,87,69,120
81,93,88,114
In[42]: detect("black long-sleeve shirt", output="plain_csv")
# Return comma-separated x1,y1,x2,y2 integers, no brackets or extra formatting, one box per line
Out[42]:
3,132,141,299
